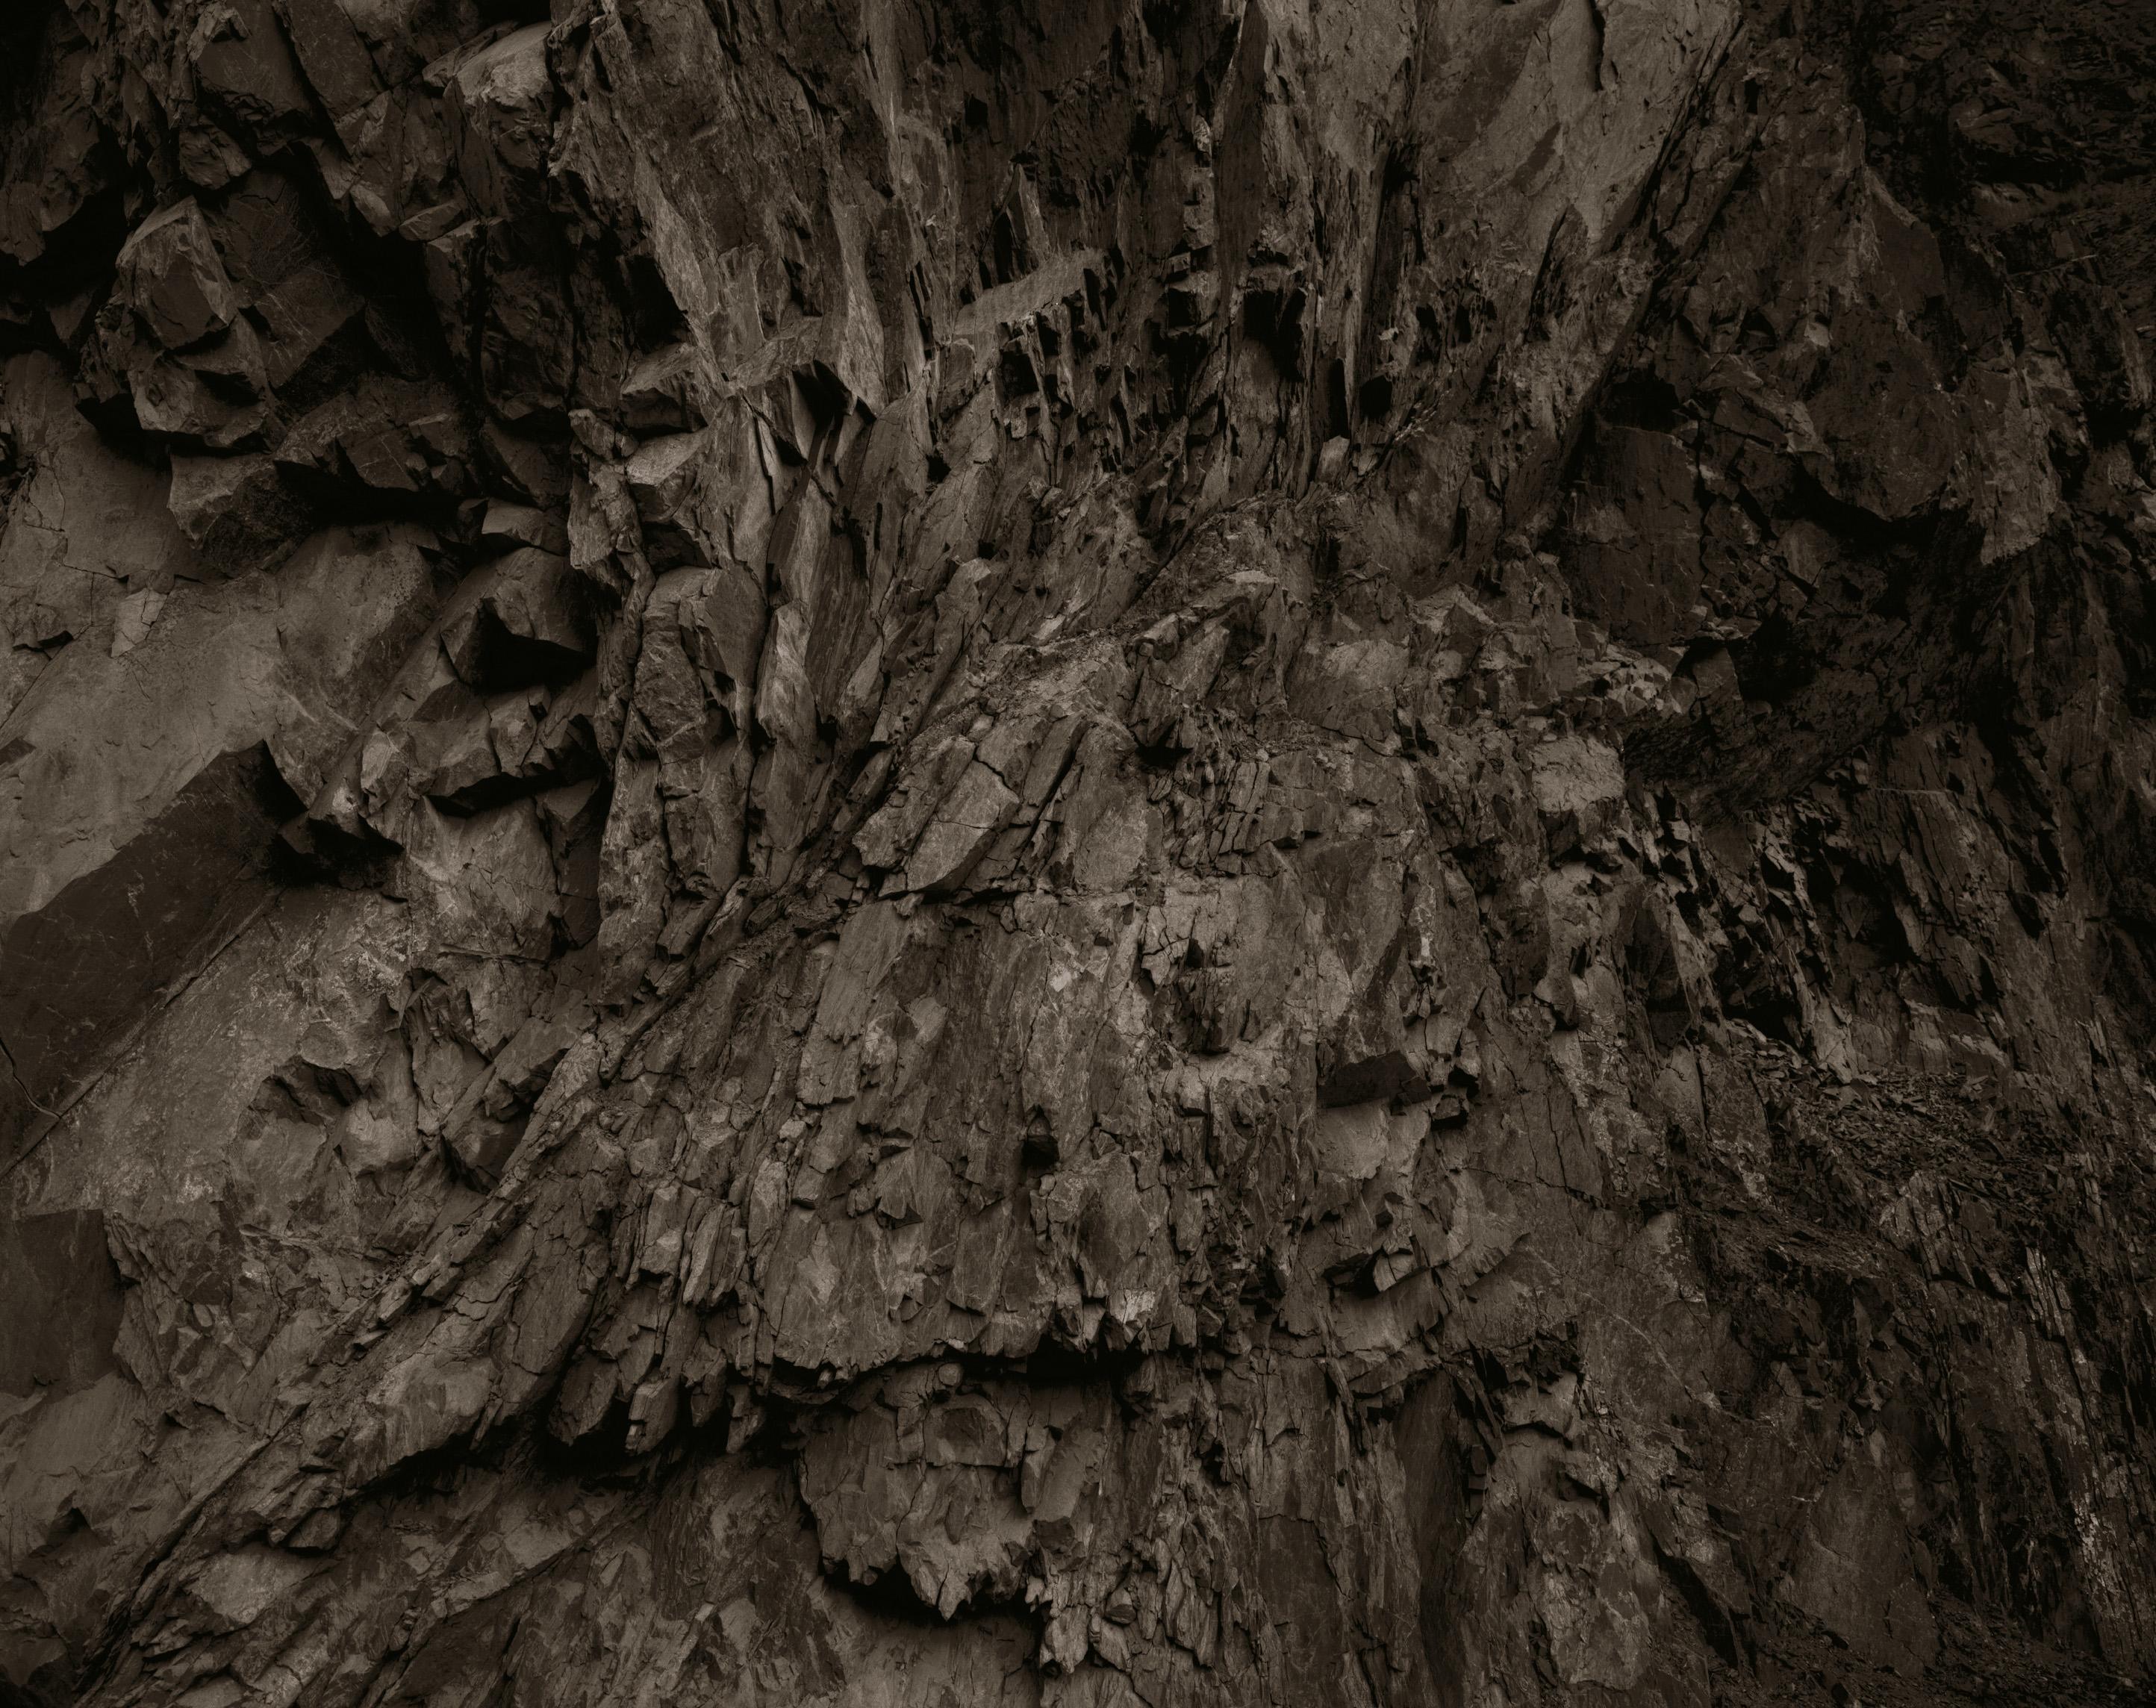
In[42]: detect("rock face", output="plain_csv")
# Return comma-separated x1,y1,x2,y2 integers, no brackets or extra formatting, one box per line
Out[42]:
1,0,2153,1703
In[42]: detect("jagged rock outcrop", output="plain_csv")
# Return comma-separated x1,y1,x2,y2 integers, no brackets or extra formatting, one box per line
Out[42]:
2,0,2153,1704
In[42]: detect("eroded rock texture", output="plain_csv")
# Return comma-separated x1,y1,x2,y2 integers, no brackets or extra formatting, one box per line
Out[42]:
2,0,2154,1703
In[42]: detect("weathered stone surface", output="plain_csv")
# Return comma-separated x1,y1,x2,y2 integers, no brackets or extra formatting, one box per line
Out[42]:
1,0,2153,1705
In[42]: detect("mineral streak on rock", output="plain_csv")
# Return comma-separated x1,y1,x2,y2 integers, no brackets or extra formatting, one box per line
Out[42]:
1,0,2152,1703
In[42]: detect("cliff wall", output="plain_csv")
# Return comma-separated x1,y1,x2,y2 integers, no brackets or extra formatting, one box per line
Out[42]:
2,1,2154,1704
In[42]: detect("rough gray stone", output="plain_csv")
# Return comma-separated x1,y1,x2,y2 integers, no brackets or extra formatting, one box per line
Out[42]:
1,1,2154,1705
